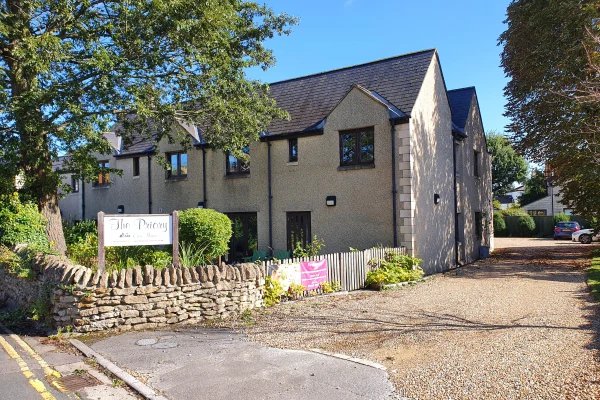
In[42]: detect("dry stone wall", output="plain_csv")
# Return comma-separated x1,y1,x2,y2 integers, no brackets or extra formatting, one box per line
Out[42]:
1,254,265,333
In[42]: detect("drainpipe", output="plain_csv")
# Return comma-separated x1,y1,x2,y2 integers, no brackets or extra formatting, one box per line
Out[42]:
452,137,460,266
81,179,86,220
202,147,207,207
267,141,273,252
147,155,153,213
390,122,398,247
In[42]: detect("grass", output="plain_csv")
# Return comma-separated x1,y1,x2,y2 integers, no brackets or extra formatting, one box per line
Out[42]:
587,249,600,302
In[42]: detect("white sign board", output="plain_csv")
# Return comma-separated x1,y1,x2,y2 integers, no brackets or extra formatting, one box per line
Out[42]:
103,214,173,246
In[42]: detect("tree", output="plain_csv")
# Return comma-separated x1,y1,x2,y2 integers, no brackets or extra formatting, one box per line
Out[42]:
499,0,600,221
520,168,547,206
0,1,296,253
486,131,527,195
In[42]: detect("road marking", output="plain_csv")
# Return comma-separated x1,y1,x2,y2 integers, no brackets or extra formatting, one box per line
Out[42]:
0,335,57,400
7,332,61,379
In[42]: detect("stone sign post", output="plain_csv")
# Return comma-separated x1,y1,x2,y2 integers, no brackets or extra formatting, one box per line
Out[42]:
97,211,179,273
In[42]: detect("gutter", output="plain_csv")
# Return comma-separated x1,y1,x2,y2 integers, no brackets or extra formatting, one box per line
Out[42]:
147,155,153,213
81,180,86,220
267,142,273,252
390,121,399,247
202,147,207,207
452,134,461,266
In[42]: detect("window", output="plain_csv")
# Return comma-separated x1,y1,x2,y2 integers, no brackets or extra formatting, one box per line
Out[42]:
167,152,188,179
563,208,574,216
528,210,547,216
473,150,480,177
132,157,140,177
226,146,250,175
286,212,311,251
93,161,110,187
474,212,483,240
339,127,374,166
70,176,79,193
288,138,298,162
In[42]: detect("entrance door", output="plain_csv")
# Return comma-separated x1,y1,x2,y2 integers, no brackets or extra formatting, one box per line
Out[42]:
286,212,311,252
227,212,258,261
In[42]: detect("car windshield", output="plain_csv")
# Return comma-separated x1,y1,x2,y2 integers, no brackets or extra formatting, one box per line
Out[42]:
557,222,578,228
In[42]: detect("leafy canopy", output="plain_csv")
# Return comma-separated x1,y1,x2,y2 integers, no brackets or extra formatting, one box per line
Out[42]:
486,132,527,195
520,168,548,206
499,0,600,220
0,1,296,197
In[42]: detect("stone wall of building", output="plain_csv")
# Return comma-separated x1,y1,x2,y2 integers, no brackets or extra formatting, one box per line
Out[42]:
0,254,265,333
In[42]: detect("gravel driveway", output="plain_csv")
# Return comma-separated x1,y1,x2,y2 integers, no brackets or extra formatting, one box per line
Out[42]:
225,238,600,399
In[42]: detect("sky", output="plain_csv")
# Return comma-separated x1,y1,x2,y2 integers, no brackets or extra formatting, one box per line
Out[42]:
246,0,512,134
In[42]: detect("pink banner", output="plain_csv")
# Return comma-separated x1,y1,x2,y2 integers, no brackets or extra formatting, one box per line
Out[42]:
300,259,328,290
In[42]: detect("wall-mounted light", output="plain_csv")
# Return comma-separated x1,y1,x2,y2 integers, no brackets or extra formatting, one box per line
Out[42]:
326,195,336,207
197,201,205,208
434,194,441,205
117,205,125,214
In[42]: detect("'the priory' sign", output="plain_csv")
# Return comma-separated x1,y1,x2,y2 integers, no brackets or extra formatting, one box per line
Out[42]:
104,215,172,246
97,211,179,273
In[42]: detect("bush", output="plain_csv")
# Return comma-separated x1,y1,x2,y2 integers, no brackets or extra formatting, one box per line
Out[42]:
514,214,536,237
554,213,571,224
493,211,507,236
0,193,50,251
178,208,232,262
502,206,528,217
263,276,284,307
292,235,325,258
64,220,97,246
365,252,424,289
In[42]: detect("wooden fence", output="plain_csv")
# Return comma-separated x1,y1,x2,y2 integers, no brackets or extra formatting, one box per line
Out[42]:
259,247,406,292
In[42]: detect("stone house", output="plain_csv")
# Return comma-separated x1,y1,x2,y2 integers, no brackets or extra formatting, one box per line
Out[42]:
57,49,493,273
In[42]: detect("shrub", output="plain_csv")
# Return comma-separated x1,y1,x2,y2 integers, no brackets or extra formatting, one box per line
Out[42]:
493,211,507,236
263,276,284,306
64,220,97,246
554,213,571,224
319,281,342,293
502,206,528,217
0,193,50,251
178,208,232,262
514,214,536,237
179,242,210,268
292,235,325,258
365,252,424,289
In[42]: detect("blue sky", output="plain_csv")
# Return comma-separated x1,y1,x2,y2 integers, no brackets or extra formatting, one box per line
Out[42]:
247,0,512,134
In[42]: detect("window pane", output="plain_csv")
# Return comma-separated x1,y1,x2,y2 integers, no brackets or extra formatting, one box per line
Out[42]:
170,154,178,175
289,138,298,162
228,153,239,172
341,133,356,165
180,153,188,175
359,131,374,163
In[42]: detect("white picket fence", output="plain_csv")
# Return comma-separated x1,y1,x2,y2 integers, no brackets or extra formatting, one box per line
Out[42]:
259,246,406,292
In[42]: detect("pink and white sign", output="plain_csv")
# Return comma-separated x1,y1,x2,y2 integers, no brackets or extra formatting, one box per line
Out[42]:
300,259,328,290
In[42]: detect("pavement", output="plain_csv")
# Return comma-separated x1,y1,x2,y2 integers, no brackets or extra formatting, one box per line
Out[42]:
0,326,138,400
86,328,395,400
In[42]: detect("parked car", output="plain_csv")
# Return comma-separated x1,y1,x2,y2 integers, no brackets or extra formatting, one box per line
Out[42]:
572,228,600,244
553,221,581,239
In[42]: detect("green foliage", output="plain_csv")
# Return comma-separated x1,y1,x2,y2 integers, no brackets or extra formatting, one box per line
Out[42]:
514,215,536,237
292,235,325,258
587,253,600,302
554,213,571,224
179,209,232,262
0,193,50,251
492,199,503,211
365,252,424,289
179,242,210,268
493,211,507,237
263,276,284,307
486,132,528,195
502,206,528,217
520,169,548,206
64,220,97,246
319,281,342,294
500,1,600,221
287,283,306,298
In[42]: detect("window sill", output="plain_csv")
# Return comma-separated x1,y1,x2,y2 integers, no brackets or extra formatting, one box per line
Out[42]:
166,176,188,182
91,185,110,189
287,161,299,166
338,164,375,171
132,175,140,180
225,173,250,179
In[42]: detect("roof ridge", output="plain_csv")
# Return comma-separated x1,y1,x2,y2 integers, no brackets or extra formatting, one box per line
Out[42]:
269,48,437,86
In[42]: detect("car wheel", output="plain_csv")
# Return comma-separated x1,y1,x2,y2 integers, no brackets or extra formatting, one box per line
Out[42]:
580,234,592,244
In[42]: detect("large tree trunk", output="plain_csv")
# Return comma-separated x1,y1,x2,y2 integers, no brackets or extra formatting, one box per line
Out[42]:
40,192,67,255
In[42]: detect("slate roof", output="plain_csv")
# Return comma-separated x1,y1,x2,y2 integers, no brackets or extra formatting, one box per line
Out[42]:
447,87,476,135
266,49,436,136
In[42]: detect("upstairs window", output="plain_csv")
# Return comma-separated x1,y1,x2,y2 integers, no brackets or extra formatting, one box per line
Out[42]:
133,157,140,177
288,138,298,162
167,152,188,179
93,161,110,187
339,127,374,166
473,150,480,177
71,176,79,193
226,146,250,175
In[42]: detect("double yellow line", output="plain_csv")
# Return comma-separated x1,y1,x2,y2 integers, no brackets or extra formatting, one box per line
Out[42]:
0,325,62,400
